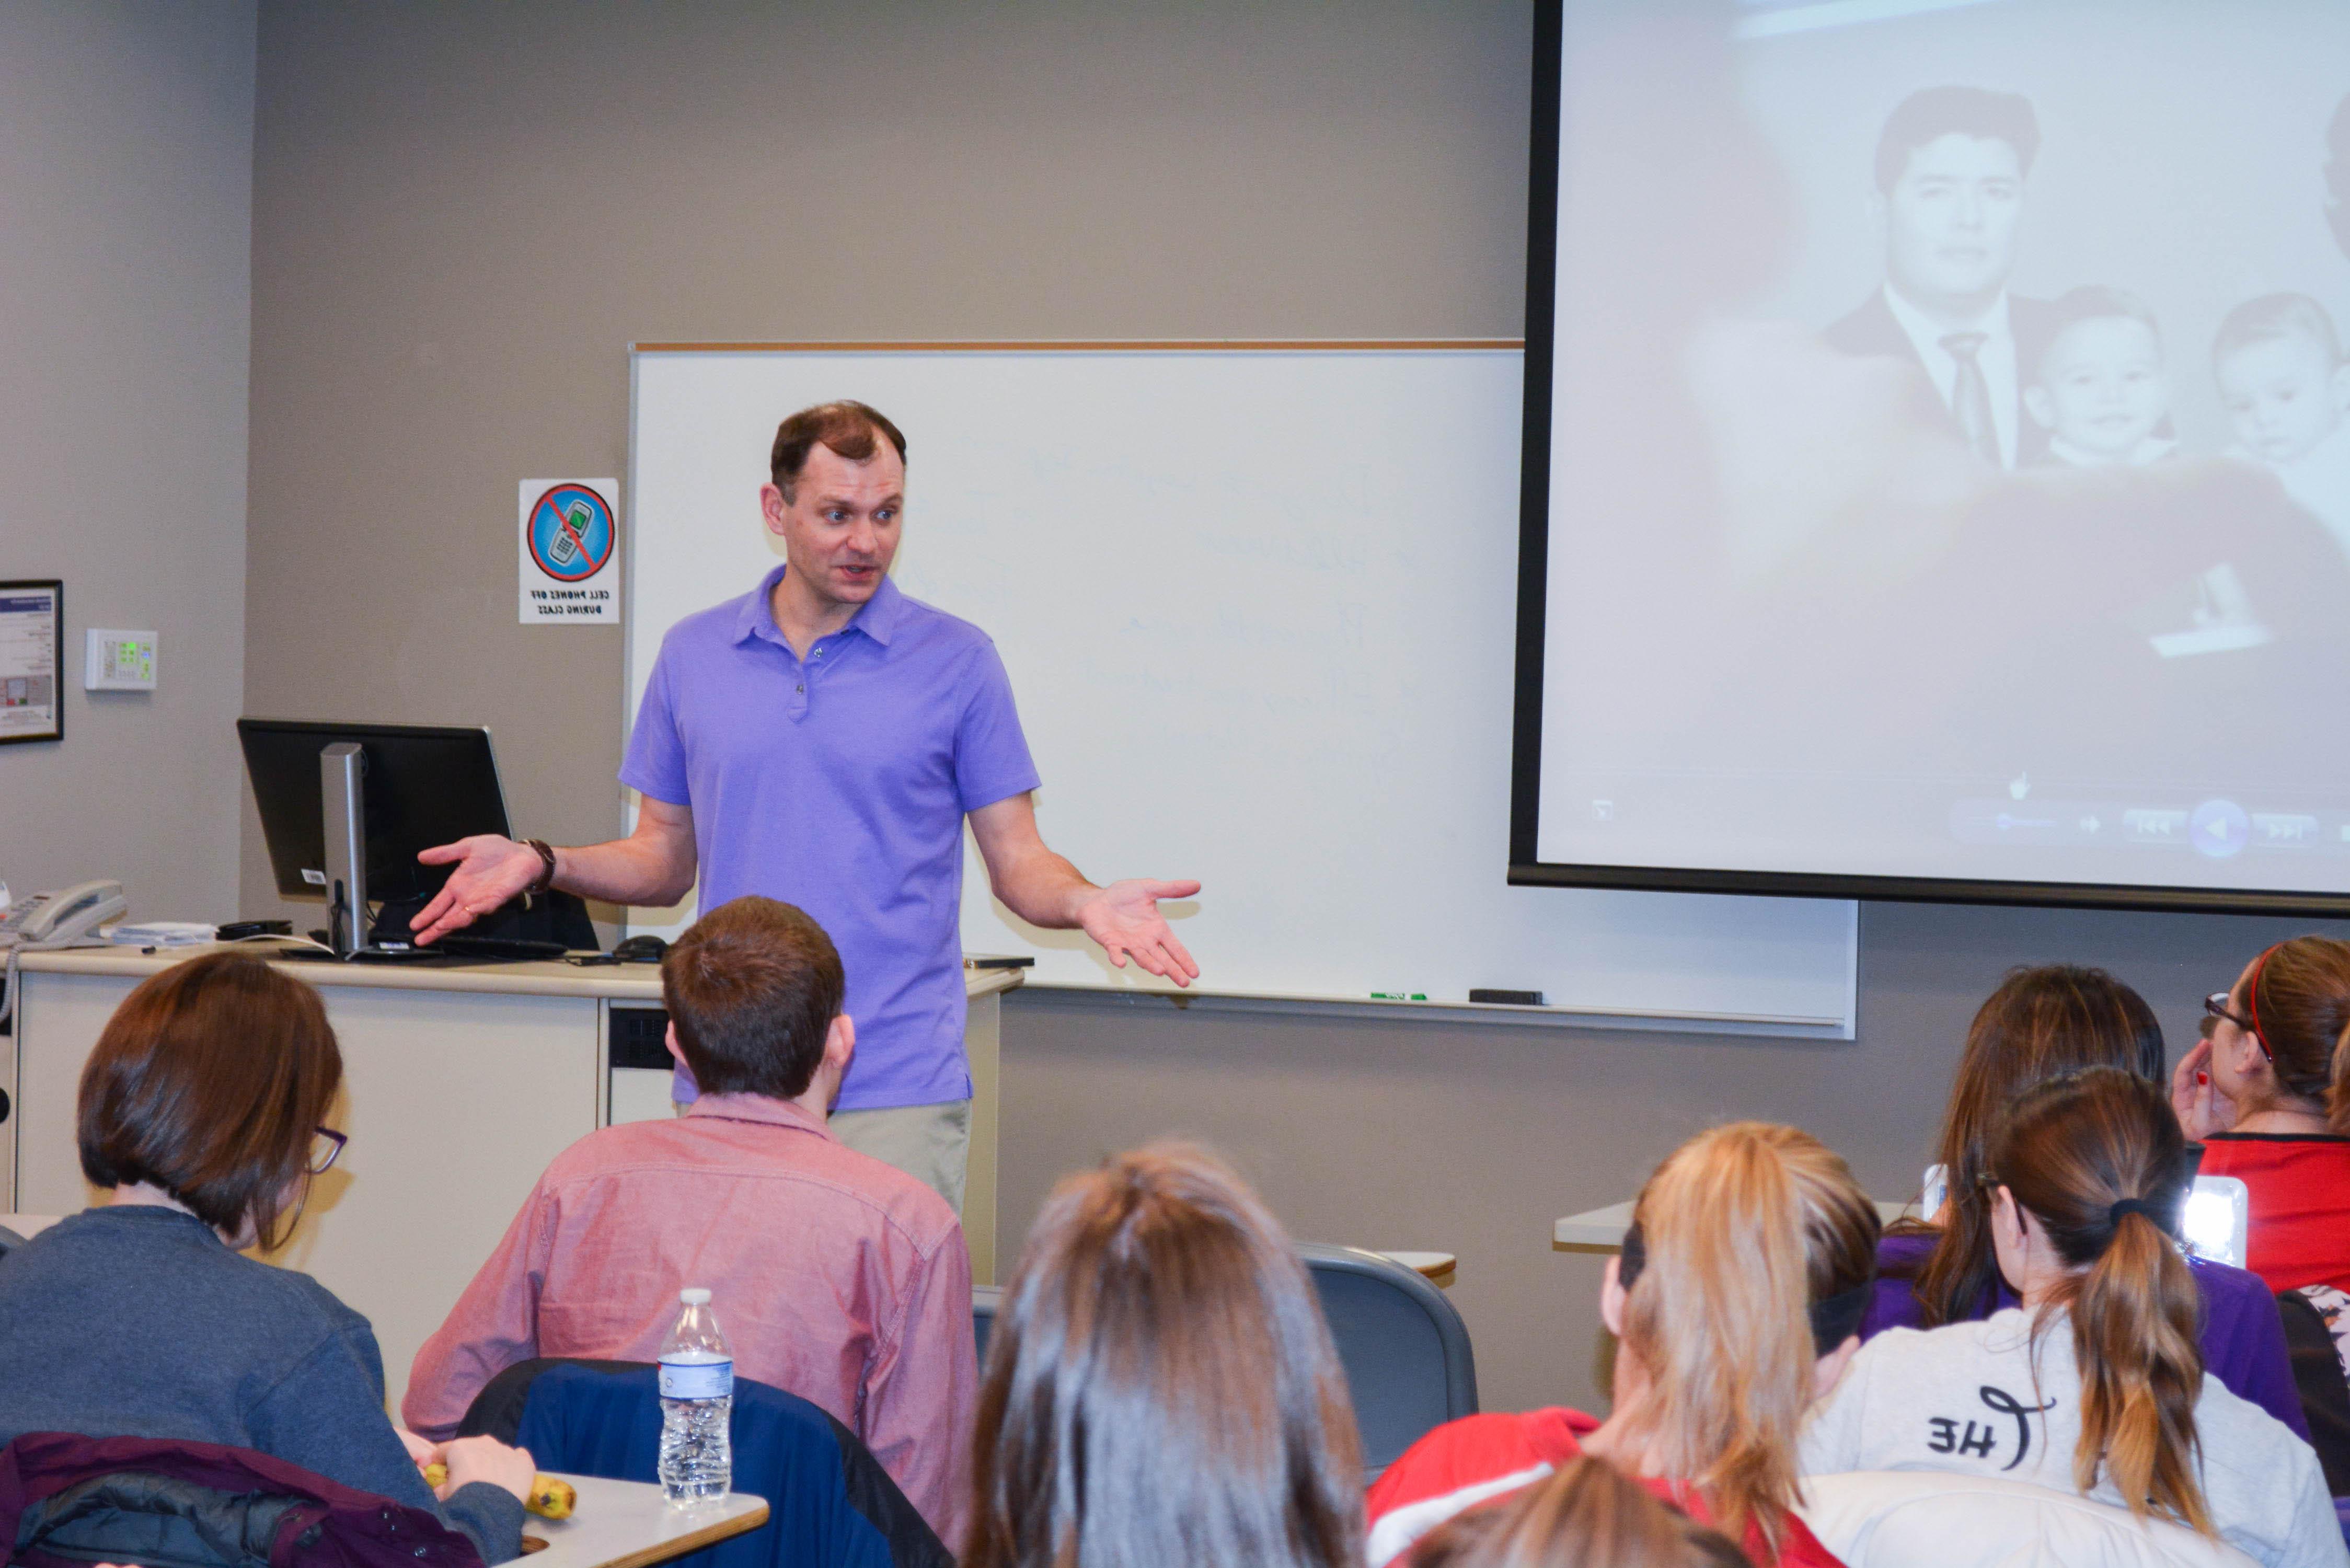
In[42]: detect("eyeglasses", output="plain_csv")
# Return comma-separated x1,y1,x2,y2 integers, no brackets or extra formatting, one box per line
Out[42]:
2203,991,2273,1062
309,1127,348,1174
2203,991,2253,1031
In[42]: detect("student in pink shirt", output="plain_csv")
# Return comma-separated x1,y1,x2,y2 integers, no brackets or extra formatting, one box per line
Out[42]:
403,896,976,1541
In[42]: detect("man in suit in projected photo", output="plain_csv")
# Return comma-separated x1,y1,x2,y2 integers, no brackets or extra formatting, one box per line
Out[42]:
407,400,1200,1209
1825,85,2058,471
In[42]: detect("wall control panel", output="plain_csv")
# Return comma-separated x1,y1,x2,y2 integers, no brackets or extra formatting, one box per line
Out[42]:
84,629,158,690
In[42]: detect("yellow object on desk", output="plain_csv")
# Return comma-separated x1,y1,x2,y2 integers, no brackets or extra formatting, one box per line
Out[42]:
516,1473,768,1568
423,1465,578,1520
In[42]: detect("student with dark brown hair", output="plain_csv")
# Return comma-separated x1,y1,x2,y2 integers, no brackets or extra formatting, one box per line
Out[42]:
963,1142,1363,1568
0,953,535,1564
1804,1068,2341,1567
2176,936,2350,1295
1870,964,2307,1435
1408,1457,1750,1568
406,895,976,1541
1893,965,2163,1326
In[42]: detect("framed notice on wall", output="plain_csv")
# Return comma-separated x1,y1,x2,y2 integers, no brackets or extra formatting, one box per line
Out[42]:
0,580,63,745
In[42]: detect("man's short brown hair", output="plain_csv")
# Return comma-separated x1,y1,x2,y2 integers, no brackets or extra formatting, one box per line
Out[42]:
770,400,907,500
78,953,343,1250
660,897,846,1100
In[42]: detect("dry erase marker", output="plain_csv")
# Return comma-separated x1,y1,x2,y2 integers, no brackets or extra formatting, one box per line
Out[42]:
1369,991,1427,1001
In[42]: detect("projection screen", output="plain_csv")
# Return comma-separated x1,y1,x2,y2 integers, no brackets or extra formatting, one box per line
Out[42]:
1510,0,2350,914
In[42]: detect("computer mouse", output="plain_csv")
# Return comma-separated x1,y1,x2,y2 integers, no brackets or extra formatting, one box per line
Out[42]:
611,934,669,962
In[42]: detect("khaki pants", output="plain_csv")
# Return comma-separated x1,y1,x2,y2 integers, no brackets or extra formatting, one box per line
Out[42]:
830,1098,971,1217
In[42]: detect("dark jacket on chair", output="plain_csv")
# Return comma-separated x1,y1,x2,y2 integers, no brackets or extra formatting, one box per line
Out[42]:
0,1431,483,1568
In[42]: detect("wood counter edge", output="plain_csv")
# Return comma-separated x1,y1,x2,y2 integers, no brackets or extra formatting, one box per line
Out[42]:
21,944,1025,1001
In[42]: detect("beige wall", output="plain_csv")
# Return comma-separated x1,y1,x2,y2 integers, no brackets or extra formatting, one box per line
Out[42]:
240,2,2344,1416
239,0,1529,929
1,3,255,922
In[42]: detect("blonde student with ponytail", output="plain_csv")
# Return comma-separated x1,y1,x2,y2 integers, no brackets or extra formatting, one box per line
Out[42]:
1802,1067,2343,1567
1366,1123,1881,1568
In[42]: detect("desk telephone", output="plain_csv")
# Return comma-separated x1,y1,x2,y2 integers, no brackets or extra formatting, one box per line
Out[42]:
0,880,128,950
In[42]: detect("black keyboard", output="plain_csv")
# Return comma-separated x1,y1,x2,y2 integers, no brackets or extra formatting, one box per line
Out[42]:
432,935,574,962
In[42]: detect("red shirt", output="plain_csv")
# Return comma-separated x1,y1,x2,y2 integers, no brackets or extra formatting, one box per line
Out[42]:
401,1095,976,1543
1364,1408,1847,1568
2198,1131,2350,1294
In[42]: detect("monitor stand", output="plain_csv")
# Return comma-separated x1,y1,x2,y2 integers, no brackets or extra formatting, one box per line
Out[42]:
320,741,370,959
318,742,447,963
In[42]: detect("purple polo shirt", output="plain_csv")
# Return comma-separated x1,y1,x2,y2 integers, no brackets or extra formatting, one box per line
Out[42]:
620,567,1040,1111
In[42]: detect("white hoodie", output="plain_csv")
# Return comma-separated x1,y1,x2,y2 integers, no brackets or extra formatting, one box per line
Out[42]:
1799,1307,2344,1568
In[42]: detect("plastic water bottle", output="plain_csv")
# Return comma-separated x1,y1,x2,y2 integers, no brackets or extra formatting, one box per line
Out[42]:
656,1287,733,1502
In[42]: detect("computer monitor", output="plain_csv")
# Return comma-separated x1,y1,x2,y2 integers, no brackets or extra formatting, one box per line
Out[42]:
238,718,511,908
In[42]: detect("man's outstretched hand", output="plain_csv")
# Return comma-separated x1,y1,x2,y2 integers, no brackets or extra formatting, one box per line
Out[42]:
1076,878,1201,987
409,835,542,944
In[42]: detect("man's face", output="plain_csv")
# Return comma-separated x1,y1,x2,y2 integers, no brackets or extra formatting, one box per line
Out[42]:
761,441,905,609
2218,335,2347,464
1882,133,2025,313
2024,316,2169,460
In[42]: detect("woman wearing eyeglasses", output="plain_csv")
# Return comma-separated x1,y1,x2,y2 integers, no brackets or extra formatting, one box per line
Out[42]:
2174,936,2350,1296
0,952,536,1563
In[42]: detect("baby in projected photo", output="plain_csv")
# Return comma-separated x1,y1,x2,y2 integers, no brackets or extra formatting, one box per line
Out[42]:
2215,292,2350,555
2024,286,2174,467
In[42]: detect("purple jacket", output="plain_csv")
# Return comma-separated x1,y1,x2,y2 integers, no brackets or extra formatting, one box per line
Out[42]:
1864,1231,2309,1440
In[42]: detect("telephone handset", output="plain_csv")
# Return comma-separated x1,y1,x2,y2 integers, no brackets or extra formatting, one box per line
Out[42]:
0,880,128,950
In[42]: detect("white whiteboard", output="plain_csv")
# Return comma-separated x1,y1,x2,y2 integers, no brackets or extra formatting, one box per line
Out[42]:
626,346,1857,1034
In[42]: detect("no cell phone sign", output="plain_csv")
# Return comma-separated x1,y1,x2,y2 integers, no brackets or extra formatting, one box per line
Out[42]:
519,479,620,624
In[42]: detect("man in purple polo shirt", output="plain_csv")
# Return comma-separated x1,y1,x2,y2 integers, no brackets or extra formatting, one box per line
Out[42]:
409,400,1198,1207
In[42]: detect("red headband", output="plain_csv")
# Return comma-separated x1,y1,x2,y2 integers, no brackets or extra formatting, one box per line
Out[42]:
2244,944,2277,1062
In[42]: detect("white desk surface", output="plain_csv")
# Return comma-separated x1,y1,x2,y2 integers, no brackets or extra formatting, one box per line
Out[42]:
514,1474,768,1568
1556,1198,1917,1248
18,944,1023,1002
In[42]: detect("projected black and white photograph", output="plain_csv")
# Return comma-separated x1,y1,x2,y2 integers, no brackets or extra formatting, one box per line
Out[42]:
1525,0,2350,901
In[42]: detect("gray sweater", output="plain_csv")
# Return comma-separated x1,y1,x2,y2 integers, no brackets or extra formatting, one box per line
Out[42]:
0,1205,523,1563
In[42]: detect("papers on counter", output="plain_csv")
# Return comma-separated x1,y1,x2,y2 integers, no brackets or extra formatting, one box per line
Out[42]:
107,923,217,948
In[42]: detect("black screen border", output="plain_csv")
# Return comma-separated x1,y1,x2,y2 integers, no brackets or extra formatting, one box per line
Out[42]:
1503,0,2350,919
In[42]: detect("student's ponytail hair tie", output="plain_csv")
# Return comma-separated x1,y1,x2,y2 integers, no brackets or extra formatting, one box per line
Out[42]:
2107,1196,2173,1233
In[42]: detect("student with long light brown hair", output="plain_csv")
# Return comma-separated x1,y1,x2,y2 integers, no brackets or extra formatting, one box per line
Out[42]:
1871,964,2305,1434
1367,1123,1879,1568
1803,1067,2340,1567
1408,1456,1749,1568
962,1142,1363,1568
2175,935,2350,1295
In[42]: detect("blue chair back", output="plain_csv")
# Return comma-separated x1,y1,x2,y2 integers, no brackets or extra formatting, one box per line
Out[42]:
1299,1243,1478,1481
492,1362,946,1568
972,1286,1002,1365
